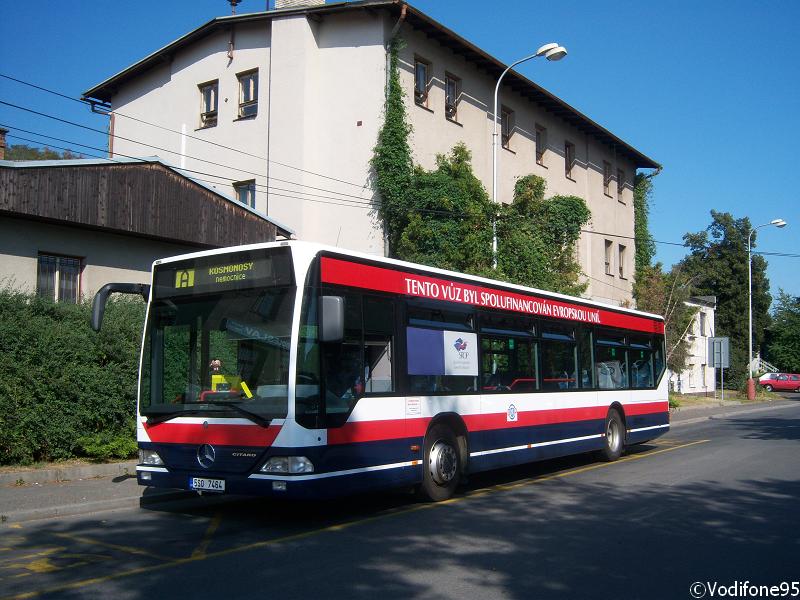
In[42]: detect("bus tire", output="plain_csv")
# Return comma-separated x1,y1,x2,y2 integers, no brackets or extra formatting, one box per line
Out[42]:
600,409,625,462
420,424,461,502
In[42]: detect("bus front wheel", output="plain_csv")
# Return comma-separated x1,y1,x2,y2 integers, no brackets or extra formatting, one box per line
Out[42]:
600,409,625,462
420,424,461,502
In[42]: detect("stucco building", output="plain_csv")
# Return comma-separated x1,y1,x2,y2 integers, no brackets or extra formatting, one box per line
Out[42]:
668,296,717,395
83,0,659,306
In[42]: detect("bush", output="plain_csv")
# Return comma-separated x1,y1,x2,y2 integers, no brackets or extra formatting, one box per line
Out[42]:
0,288,145,464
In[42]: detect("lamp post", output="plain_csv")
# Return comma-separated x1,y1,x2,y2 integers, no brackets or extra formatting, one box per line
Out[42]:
747,218,787,399
491,43,567,269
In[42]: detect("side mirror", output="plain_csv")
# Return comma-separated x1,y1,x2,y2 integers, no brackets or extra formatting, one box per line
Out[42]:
319,295,344,343
91,283,150,331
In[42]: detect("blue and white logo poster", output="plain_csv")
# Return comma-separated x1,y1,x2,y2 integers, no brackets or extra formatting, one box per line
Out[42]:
443,330,478,376
406,327,478,376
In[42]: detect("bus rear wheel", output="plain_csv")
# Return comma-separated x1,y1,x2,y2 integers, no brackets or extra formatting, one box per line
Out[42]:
420,424,461,502
600,409,625,462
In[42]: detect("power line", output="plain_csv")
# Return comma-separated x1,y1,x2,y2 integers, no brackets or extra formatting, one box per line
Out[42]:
5,118,799,260
0,103,380,206
0,72,375,191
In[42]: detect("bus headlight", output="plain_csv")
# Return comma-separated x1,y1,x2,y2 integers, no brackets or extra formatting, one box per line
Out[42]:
139,449,164,466
260,456,314,474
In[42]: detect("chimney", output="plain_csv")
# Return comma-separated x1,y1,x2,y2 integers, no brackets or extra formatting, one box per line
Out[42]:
0,127,7,160
274,0,325,8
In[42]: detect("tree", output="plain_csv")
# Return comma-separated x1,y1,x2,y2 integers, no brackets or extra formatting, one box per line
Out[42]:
497,175,590,295
395,144,494,274
680,211,772,387
634,263,697,374
766,291,800,373
5,144,82,161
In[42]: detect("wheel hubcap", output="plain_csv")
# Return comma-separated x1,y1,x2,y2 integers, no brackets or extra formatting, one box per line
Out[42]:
607,420,621,452
429,440,458,485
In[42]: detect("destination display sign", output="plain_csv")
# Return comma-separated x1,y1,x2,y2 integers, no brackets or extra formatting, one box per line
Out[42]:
320,256,664,335
153,247,293,298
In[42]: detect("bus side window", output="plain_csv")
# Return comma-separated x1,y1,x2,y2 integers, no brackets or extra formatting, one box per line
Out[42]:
595,331,628,390
363,296,394,394
540,325,578,390
323,294,363,423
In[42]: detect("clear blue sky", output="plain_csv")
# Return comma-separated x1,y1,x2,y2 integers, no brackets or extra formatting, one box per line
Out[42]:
2,0,798,300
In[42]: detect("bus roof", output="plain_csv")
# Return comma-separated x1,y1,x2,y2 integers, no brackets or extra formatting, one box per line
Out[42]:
152,240,664,323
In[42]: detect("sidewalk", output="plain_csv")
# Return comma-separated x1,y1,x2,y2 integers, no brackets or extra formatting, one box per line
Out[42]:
1,396,795,524
0,460,191,524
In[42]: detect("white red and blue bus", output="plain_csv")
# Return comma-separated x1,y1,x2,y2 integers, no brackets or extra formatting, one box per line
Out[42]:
92,241,668,501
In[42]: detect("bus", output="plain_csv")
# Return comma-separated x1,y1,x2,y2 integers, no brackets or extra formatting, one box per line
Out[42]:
92,241,668,502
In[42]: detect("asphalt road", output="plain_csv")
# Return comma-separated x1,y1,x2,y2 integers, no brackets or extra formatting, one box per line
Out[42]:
2,398,798,600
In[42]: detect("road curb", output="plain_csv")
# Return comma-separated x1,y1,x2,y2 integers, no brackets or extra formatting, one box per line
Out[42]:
0,460,138,486
1,488,199,525
671,400,796,426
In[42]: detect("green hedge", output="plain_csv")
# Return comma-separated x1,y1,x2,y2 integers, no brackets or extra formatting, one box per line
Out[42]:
0,288,145,464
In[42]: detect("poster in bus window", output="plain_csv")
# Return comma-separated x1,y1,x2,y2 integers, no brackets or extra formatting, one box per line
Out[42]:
443,331,478,376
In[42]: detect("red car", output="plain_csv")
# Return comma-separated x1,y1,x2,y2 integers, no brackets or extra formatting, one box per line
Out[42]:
761,373,800,392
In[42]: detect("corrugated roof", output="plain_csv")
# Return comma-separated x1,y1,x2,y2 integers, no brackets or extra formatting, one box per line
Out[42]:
0,155,294,237
83,0,659,169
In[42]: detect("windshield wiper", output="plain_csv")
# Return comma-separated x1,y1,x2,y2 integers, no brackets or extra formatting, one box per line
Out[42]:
145,399,274,428
198,399,274,428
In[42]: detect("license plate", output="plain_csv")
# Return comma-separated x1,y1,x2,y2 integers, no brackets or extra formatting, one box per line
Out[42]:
189,477,225,492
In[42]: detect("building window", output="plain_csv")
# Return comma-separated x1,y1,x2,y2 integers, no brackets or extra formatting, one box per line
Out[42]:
234,180,256,208
618,244,627,279
414,58,430,106
237,70,258,118
565,141,575,179
603,161,612,196
617,169,625,202
700,311,707,336
37,254,81,303
199,80,218,128
535,125,547,166
604,240,613,275
501,107,514,149
445,73,460,121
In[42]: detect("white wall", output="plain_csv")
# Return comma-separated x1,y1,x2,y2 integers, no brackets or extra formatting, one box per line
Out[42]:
669,301,717,395
266,11,386,254
112,23,271,214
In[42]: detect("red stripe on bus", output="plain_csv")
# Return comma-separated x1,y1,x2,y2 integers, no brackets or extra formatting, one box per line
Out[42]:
320,257,664,334
144,423,282,446
327,418,431,445
622,401,669,416
328,402,668,444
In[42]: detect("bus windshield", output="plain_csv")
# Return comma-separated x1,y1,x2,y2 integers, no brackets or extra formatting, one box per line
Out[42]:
140,287,295,423
138,246,294,423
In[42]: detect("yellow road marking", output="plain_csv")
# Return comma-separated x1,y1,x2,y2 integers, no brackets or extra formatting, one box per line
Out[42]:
191,513,222,559
53,533,173,562
0,439,708,600
0,548,63,569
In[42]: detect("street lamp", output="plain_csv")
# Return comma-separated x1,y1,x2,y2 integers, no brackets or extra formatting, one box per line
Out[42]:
747,218,787,399
491,43,567,269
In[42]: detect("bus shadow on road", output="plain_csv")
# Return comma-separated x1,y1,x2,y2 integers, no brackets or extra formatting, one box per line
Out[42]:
137,443,660,526
3,438,799,600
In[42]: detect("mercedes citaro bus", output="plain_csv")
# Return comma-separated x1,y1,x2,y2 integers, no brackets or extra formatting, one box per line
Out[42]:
92,241,668,501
